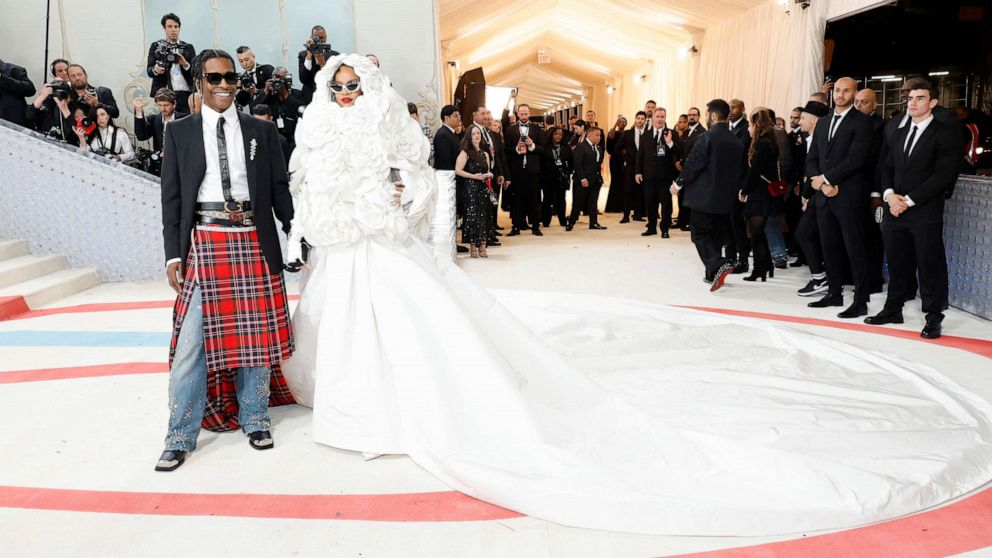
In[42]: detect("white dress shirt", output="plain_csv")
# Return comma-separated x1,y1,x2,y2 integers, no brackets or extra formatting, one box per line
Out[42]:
650,126,674,149
197,103,251,203
89,126,135,163
883,114,935,208
634,126,643,150
827,105,853,142
688,123,701,135
166,42,191,92
729,118,744,131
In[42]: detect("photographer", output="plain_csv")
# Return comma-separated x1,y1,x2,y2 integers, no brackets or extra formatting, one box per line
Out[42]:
66,64,119,118
73,105,134,163
259,66,303,150
134,88,185,175
252,104,292,164
145,12,196,110
235,46,273,111
25,58,74,139
297,25,338,105
0,58,36,127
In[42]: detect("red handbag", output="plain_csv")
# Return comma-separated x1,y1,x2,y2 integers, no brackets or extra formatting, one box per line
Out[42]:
764,160,788,197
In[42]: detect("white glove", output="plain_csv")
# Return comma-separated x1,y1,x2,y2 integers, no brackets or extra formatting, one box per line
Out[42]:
287,238,303,265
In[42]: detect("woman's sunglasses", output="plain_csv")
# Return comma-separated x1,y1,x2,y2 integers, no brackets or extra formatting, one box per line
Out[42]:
328,79,361,93
202,72,239,86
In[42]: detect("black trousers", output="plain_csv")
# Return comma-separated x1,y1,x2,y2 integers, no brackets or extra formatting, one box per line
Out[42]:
174,91,192,115
866,202,885,289
723,202,750,261
622,164,645,219
795,201,824,275
818,200,870,304
644,179,673,232
677,187,691,228
690,210,730,278
569,181,601,226
882,221,948,319
541,172,568,226
511,172,541,229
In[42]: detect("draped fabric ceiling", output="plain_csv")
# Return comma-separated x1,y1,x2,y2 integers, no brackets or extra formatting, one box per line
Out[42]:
440,0,767,112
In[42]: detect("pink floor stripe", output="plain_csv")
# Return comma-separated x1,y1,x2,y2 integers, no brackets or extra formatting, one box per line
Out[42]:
0,362,168,384
9,296,301,321
667,489,992,558
0,485,521,522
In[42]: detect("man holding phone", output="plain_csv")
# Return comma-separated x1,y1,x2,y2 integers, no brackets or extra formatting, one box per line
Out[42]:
503,102,546,236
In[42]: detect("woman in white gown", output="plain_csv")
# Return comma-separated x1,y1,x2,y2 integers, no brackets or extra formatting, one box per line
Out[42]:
281,54,992,536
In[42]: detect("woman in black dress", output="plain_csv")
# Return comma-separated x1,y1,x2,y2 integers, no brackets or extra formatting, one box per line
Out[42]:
604,115,628,213
739,109,781,282
455,125,494,258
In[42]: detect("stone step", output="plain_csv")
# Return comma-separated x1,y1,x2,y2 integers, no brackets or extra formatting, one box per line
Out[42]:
0,267,102,310
0,254,68,289
0,240,28,262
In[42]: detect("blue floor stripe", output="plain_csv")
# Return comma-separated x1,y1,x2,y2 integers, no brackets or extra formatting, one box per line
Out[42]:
0,331,171,347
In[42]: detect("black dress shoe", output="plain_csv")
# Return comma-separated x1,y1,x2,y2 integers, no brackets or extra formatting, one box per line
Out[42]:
619,217,630,223
531,227,543,236
679,226,691,231
633,217,646,222
808,295,844,308
155,450,188,472
507,228,521,237
641,230,657,237
248,430,274,450
661,231,670,238
774,260,787,269
487,238,501,246
456,245,469,253
493,231,502,236
789,258,807,268
921,320,942,339
589,223,607,230
565,223,574,232
869,283,884,294
837,303,868,319
864,309,904,325
494,225,504,231
732,260,749,274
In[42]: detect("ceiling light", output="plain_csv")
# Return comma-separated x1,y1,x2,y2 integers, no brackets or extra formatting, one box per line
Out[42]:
928,71,949,76
871,75,895,80
882,77,902,82
607,86,614,94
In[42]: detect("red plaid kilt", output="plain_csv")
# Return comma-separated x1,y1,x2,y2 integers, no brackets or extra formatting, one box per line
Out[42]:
169,225,296,432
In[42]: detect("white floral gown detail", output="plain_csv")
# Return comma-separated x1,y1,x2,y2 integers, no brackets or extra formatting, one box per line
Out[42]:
280,54,992,536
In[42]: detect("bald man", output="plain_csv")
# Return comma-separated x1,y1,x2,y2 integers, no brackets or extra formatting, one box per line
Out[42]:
805,77,874,318
856,87,886,293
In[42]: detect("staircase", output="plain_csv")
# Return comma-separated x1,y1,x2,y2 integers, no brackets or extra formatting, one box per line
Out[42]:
0,239,102,319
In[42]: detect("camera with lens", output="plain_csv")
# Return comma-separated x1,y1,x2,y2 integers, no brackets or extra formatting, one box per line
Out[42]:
49,80,72,100
238,72,255,90
91,147,118,160
307,35,333,58
270,74,293,94
155,42,181,66
133,148,163,174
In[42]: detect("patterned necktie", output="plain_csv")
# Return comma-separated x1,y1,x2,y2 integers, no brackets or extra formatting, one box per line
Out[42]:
216,117,234,203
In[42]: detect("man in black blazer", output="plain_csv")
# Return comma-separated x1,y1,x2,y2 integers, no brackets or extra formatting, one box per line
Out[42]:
635,108,677,238
297,25,339,105
0,59,35,127
725,98,751,271
855,88,887,294
618,111,646,223
503,103,546,236
65,64,119,119
235,46,274,110
805,77,874,319
146,13,196,111
675,107,706,231
566,127,606,231
672,99,745,291
157,50,294,472
134,88,187,174
866,82,962,339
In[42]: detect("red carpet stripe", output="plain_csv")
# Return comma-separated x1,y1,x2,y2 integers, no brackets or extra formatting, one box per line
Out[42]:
679,306,992,360
0,362,168,384
668,488,992,558
0,485,521,522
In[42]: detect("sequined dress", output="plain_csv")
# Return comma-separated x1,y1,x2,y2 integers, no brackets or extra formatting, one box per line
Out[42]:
457,150,493,246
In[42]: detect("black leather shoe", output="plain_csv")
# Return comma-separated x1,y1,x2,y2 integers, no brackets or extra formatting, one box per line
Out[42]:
589,223,607,230
837,303,868,319
789,258,807,268
633,217,646,222
248,430,274,450
921,320,942,339
732,260,749,274
679,226,691,231
493,231,502,237
456,245,469,253
531,227,543,236
808,295,844,308
565,223,574,232
494,225,505,231
487,238,501,246
774,260,788,269
641,230,657,237
507,228,521,237
155,450,188,472
619,217,630,223
661,231,670,238
864,309,904,325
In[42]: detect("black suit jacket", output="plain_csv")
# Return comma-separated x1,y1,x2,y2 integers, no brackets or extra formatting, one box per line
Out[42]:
618,128,643,165
0,62,35,127
69,86,120,118
881,119,960,225
134,111,187,151
236,64,274,109
678,124,706,163
146,40,196,95
676,122,746,215
260,89,304,147
572,140,603,188
806,108,872,209
503,121,545,175
636,128,677,183
729,118,751,149
476,125,507,180
297,49,339,105
432,125,461,171
160,112,293,273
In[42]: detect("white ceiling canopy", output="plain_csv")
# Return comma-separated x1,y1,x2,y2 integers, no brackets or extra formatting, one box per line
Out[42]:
440,0,768,110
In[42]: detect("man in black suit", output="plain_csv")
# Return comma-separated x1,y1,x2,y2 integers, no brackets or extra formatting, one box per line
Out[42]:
855,87,887,294
635,107,677,238
25,58,75,139
251,104,293,164
65,64,119,118
675,106,706,231
0,58,35,127
503,103,546,236
146,13,196,112
156,49,294,472
566,127,606,231
134,88,187,175
235,46,274,111
297,25,339,105
256,67,304,151
618,111,646,223
433,104,462,171
725,98,751,272
805,77,874,319
672,99,745,291
794,101,830,297
866,82,962,339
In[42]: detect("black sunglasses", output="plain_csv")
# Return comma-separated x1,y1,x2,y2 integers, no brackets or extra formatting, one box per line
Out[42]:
328,79,361,93
202,72,239,85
